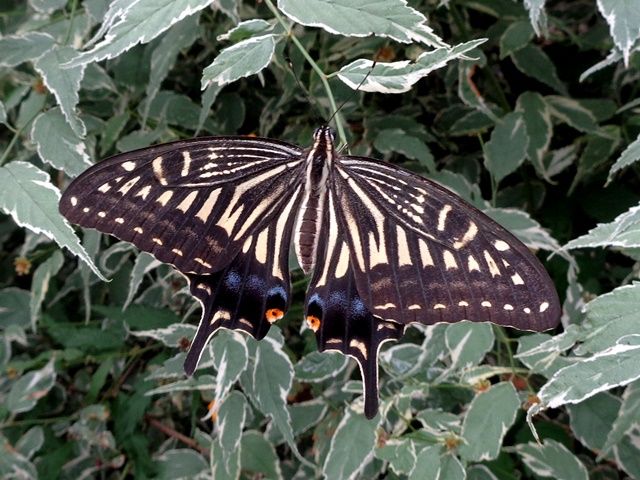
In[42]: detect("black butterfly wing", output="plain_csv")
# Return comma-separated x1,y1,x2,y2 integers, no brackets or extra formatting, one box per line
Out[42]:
184,184,304,374
305,193,402,419
60,136,304,274
332,155,561,331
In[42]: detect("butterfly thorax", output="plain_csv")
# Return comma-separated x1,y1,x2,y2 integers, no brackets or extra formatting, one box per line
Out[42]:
294,126,336,274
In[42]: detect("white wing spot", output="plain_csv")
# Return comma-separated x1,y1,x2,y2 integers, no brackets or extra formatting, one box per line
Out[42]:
177,191,198,212
511,273,524,285
524,307,531,314
494,240,510,251
437,204,452,231
503,304,514,311
374,303,396,310
458,300,469,307
194,257,212,268
539,302,550,313
197,283,212,294
115,217,124,224
408,304,422,310
181,151,192,177
134,227,143,234
152,238,163,246
483,250,501,277
97,211,106,218
443,250,458,270
135,185,152,200
156,190,174,206
122,161,136,171
467,255,480,272
453,221,478,249
152,156,167,185
98,183,111,193
172,248,183,256
349,340,368,359
70,196,78,206
326,338,342,345
433,303,446,309
481,301,492,308
118,176,140,195
418,238,434,267
195,188,221,222
82,207,90,213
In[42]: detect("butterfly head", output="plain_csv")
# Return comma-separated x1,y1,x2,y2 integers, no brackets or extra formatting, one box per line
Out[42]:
313,125,336,145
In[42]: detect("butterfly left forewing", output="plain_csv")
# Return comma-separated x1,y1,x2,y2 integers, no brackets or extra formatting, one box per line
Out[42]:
60,136,304,274
333,155,561,332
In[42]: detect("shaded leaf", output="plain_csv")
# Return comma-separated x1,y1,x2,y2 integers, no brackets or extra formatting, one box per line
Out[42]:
515,439,588,480
483,111,529,184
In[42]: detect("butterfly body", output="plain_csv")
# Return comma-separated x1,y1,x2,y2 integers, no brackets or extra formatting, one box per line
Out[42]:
60,127,560,419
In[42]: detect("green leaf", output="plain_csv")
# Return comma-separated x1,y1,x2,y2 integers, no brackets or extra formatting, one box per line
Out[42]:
545,95,599,133
459,382,520,462
375,437,417,475
294,351,348,382
601,381,640,456
266,400,328,445
485,208,562,252
0,162,105,280
278,0,447,46
242,334,303,462
240,431,282,479
483,111,529,184
144,15,201,123
146,375,216,395
444,321,494,372
374,128,434,166
31,108,93,177
337,40,486,93
0,288,31,329
29,250,64,331
565,202,640,250
0,101,7,126
66,0,213,67
499,20,535,59
536,335,640,410
29,0,68,14
201,34,277,89
608,131,640,183
130,322,196,348
154,449,208,480
567,392,619,452
515,440,588,480
511,45,567,95
322,408,379,479
596,0,640,65
211,330,248,401
516,91,552,168
33,46,86,137
211,391,247,480
523,0,548,35
217,19,273,42
0,32,55,67
7,358,56,414
408,446,441,480
124,252,161,309
15,426,45,459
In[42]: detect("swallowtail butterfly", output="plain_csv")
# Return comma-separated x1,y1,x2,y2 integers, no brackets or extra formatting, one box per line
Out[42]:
59,126,560,418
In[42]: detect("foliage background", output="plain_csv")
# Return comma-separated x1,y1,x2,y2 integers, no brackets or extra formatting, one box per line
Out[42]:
1,0,640,478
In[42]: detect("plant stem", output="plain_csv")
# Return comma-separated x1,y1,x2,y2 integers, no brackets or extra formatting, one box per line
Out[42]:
263,0,348,146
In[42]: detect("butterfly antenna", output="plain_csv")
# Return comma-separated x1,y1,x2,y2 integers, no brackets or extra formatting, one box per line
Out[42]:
326,59,377,127
284,55,325,126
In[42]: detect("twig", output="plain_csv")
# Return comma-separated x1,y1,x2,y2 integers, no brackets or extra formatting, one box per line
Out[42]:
144,414,209,455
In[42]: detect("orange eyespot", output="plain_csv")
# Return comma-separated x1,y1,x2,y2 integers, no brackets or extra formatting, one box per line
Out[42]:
306,315,321,332
265,308,284,323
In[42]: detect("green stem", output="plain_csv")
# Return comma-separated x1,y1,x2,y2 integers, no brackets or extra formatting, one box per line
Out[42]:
494,325,518,374
0,109,42,167
64,0,79,45
263,0,348,146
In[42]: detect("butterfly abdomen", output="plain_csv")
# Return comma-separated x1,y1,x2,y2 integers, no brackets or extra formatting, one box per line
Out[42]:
294,127,335,274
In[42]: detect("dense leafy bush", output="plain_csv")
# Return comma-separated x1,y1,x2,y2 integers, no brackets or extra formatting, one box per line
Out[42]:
1,0,640,478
